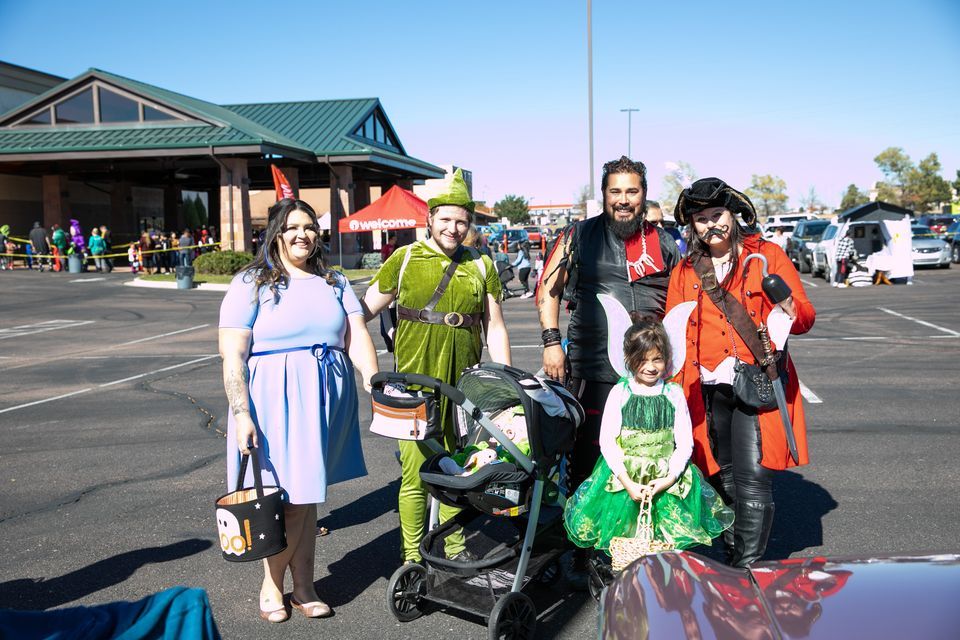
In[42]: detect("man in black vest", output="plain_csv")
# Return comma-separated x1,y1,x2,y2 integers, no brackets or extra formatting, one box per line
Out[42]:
537,156,680,499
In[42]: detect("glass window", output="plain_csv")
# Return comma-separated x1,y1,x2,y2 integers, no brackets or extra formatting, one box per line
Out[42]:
55,88,94,124
363,115,374,139
374,116,385,143
25,108,52,125
99,88,140,122
143,105,175,121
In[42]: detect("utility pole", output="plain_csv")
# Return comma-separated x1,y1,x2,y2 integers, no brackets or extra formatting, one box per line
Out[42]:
587,0,594,201
620,108,638,158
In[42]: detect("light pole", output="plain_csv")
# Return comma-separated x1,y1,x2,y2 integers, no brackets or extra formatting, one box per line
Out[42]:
586,0,594,201
620,108,638,158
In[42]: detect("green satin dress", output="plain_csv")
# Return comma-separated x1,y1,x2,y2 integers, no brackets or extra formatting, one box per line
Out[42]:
564,381,733,553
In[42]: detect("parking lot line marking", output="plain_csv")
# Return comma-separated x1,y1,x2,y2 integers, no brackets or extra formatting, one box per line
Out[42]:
70,354,218,359
0,320,95,340
878,307,959,337
798,380,822,404
800,279,819,288
0,388,93,415
69,277,106,283
98,355,219,387
119,324,210,346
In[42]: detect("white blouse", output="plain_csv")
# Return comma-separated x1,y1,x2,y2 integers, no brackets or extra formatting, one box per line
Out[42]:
598,379,693,482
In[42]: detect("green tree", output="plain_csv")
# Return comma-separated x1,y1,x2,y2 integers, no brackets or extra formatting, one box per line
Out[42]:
952,169,960,198
745,174,788,221
839,184,870,211
494,194,529,225
903,153,952,212
873,147,913,206
659,161,698,216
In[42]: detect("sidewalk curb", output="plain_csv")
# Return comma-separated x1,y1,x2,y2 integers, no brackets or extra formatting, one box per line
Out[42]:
123,277,230,292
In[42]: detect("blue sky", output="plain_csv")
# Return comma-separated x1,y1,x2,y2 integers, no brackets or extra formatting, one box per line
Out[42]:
1,0,957,208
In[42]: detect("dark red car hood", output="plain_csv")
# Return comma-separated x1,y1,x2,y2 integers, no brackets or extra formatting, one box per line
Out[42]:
600,551,960,639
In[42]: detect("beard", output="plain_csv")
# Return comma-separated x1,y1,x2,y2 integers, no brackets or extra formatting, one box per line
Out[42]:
605,207,644,239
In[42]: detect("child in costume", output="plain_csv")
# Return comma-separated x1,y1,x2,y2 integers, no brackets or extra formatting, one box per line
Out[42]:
128,244,141,274
564,295,733,553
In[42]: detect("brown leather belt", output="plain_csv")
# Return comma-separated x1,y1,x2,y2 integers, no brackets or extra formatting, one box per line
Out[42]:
397,305,482,328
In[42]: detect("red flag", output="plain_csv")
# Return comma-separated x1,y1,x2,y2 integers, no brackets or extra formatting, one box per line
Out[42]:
271,165,295,201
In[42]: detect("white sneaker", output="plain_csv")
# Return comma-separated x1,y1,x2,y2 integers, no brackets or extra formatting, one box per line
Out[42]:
521,291,534,298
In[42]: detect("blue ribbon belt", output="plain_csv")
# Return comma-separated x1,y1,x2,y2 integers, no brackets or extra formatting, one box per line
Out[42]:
249,343,345,405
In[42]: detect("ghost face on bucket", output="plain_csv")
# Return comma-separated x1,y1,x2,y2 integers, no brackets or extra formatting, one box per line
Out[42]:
217,508,250,555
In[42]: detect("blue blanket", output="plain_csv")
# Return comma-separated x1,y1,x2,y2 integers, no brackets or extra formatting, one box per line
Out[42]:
0,586,220,640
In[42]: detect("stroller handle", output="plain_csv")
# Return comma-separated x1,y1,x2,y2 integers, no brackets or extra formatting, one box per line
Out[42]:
370,371,465,405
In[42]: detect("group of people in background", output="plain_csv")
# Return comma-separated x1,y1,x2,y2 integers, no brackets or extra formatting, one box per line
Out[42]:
0,221,218,273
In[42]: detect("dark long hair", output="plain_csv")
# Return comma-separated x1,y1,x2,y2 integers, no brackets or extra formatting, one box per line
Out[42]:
244,198,337,300
623,321,672,380
684,215,748,283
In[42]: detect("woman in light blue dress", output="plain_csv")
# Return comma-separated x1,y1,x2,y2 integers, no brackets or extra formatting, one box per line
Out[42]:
219,199,378,623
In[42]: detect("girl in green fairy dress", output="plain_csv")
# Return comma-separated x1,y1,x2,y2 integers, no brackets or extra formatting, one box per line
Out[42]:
564,295,733,553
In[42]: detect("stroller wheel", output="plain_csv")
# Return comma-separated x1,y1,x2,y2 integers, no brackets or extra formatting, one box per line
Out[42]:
488,592,537,640
587,555,614,603
386,563,427,622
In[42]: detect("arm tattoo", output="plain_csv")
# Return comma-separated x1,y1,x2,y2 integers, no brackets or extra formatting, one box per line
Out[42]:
225,363,250,416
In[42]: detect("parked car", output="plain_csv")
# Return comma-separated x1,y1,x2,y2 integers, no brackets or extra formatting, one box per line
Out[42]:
810,223,839,280
786,219,830,273
944,220,960,264
915,214,959,237
911,224,951,268
522,226,543,245
488,228,530,252
600,551,960,640
762,223,796,240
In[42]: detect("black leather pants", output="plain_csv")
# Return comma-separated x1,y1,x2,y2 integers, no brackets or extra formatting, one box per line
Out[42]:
566,379,614,497
704,383,775,567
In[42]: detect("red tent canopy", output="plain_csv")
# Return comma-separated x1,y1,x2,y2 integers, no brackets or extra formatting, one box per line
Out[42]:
338,185,428,233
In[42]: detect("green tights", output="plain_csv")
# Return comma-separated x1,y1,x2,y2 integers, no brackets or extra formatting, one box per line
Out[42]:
398,438,464,562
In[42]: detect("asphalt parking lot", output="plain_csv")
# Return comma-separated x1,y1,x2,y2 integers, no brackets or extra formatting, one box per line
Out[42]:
0,266,958,638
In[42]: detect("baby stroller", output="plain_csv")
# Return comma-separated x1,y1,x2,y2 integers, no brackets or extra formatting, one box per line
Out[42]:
380,363,583,639
494,253,528,300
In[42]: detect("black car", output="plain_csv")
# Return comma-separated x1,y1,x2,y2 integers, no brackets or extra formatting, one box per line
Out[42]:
786,219,829,273
945,220,960,264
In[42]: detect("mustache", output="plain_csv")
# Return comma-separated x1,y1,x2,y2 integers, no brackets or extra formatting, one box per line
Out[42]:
700,225,730,240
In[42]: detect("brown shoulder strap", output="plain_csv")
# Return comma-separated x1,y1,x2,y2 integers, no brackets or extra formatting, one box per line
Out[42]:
423,246,464,313
691,253,777,377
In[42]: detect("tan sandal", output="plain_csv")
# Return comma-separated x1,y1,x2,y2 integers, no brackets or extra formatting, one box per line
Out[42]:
290,596,332,618
259,603,289,623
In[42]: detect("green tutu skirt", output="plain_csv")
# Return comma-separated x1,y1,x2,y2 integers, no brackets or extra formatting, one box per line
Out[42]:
564,431,734,552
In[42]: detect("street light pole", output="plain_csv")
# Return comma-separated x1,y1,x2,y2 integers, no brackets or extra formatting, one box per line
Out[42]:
587,0,594,201
620,108,638,158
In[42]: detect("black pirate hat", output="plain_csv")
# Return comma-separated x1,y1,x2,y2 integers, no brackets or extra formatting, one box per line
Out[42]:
674,177,757,226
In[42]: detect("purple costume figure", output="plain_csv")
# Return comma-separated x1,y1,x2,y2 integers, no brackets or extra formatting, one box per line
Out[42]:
70,219,86,254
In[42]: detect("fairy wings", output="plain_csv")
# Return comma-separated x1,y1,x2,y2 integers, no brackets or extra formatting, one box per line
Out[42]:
598,294,794,380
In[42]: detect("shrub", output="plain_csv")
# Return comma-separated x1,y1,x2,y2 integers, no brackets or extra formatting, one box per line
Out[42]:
194,250,254,275
360,252,382,269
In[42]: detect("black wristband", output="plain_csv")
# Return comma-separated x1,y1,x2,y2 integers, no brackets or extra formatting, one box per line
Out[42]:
541,328,562,346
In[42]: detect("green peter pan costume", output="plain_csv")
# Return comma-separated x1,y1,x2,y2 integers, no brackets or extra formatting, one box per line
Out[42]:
370,170,503,562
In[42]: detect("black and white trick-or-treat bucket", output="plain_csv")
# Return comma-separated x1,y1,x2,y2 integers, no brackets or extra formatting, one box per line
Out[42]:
214,447,287,562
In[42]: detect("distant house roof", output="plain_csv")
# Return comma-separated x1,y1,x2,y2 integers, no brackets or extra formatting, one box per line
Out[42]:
0,68,443,178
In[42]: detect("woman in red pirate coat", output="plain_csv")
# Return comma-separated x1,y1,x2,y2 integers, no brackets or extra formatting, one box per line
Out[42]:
665,178,815,568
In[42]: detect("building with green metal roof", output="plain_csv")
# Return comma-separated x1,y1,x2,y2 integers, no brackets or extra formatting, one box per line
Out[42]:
0,65,444,256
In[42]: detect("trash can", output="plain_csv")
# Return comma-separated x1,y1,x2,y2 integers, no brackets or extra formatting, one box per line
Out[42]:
175,265,195,290
67,254,83,273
